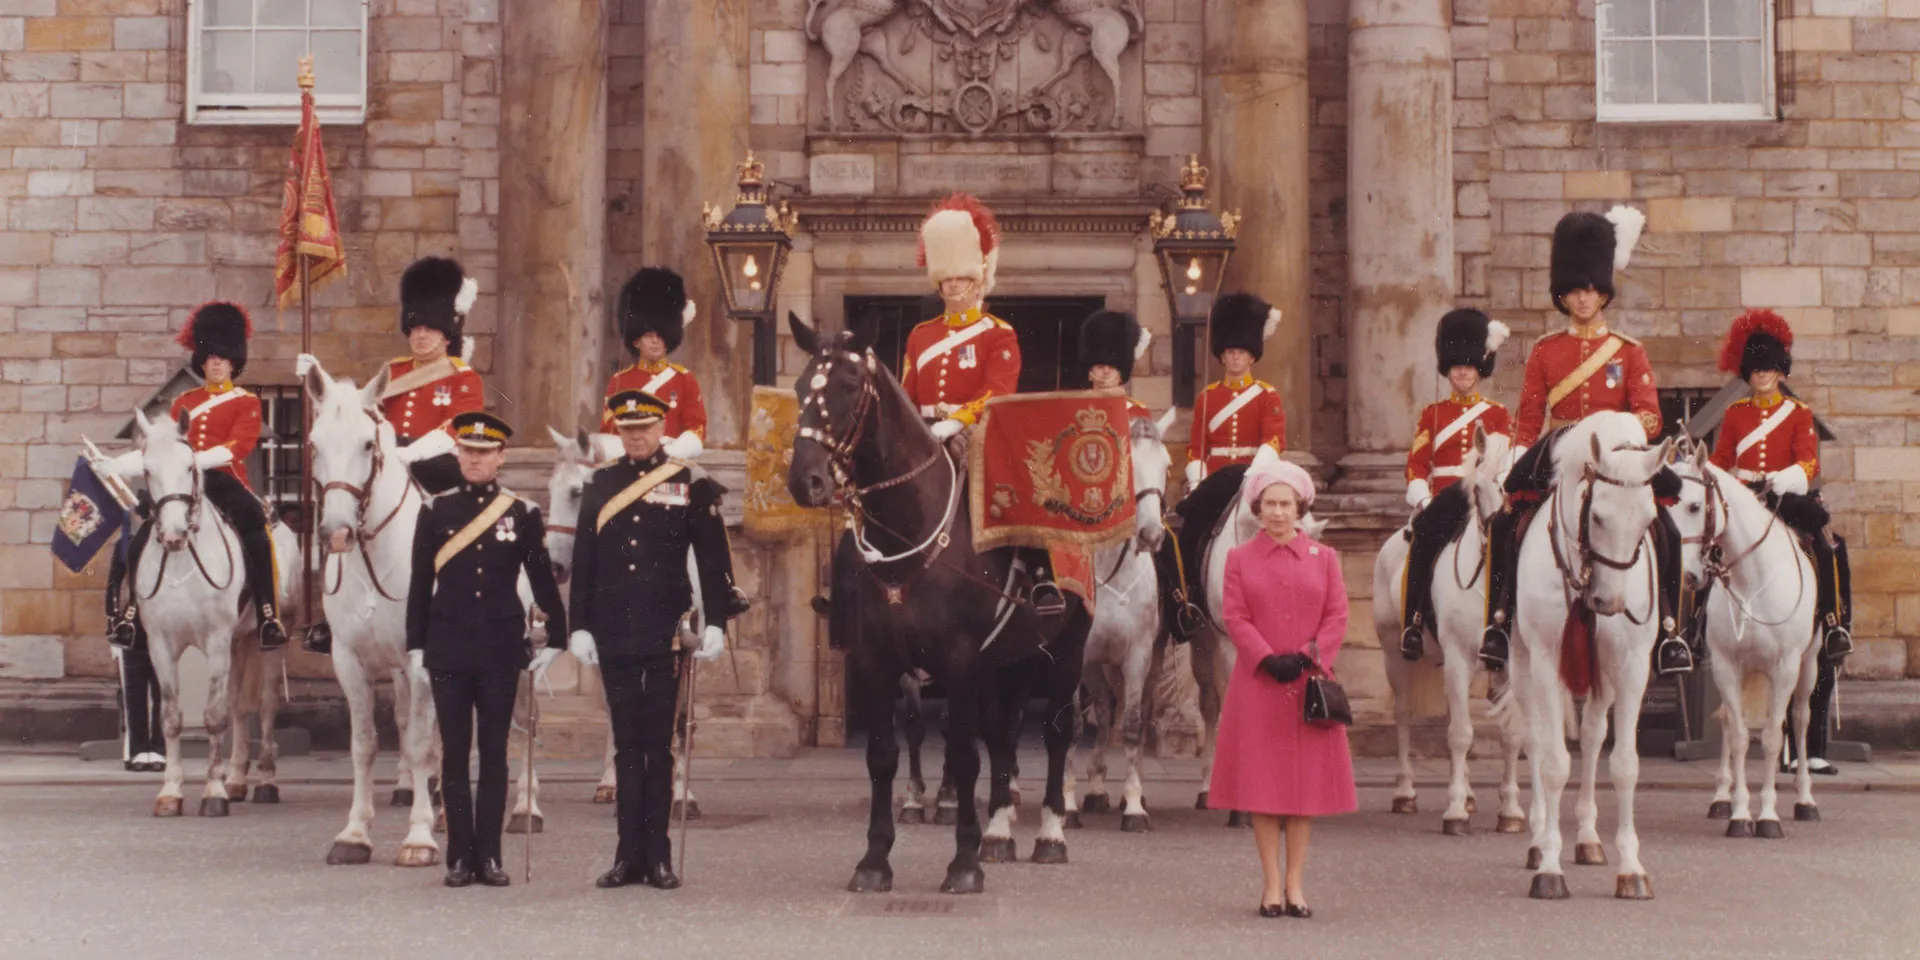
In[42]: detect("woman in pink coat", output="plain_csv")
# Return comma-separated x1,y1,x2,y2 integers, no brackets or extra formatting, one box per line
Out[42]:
1208,458,1356,918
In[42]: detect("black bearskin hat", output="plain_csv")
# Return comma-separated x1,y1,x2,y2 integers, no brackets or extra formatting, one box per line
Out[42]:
1434,308,1511,379
176,301,251,379
1549,205,1645,315
1207,292,1281,362
1078,310,1148,384
400,257,476,357
618,267,692,355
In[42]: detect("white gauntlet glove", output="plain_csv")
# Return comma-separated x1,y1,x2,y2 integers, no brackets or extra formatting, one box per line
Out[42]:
1405,478,1432,510
1495,444,1527,488
193,446,234,471
529,647,561,680
1184,459,1205,489
295,353,325,379
1766,464,1810,496
930,418,965,442
696,624,726,662
395,428,454,464
567,630,599,667
663,431,705,460
101,450,145,480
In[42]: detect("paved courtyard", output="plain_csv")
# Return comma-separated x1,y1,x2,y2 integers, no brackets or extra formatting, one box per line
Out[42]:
2,747,1916,960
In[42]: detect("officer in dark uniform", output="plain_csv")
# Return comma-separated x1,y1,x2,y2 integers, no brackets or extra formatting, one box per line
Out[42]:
568,390,737,891
405,411,567,889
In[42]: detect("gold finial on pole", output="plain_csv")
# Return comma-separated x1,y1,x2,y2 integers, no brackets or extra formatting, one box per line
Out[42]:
297,54,316,92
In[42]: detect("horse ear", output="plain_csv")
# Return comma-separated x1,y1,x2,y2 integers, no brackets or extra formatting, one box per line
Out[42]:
788,311,818,354
1589,431,1603,463
575,426,593,456
846,311,877,353
301,361,329,405
131,408,152,442
547,425,574,453
1471,423,1488,456
359,365,390,412
1154,408,1177,438
176,410,191,437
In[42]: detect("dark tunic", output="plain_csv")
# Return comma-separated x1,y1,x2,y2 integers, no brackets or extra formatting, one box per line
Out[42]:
405,481,568,673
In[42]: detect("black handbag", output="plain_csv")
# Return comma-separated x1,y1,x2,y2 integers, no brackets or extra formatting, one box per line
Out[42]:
1302,638,1353,728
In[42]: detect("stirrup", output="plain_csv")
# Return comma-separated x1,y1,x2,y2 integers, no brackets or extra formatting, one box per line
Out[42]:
1820,625,1853,664
1478,624,1509,672
259,617,288,651
1655,634,1695,677
108,610,139,650
1399,623,1425,662
1174,601,1207,643
1030,581,1067,619
302,621,333,655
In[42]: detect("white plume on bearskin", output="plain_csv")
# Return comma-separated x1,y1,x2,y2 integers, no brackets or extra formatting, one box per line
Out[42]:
1605,204,1646,270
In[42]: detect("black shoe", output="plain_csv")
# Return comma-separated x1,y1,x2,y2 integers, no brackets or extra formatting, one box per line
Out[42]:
259,618,288,652
645,862,682,890
1031,581,1067,620
1655,633,1694,677
444,861,474,888
1400,624,1425,662
1820,625,1853,665
1478,624,1509,672
302,621,332,655
595,861,637,889
1258,902,1286,918
477,859,510,887
1284,901,1313,919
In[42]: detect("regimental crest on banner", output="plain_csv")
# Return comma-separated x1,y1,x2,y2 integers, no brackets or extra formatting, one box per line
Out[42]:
970,390,1135,552
58,490,103,546
1023,406,1129,525
52,456,129,574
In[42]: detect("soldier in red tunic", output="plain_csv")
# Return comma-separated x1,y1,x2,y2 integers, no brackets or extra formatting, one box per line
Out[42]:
1078,308,1153,421
602,267,708,460
1478,206,1693,675
1166,293,1284,640
107,302,288,650
1711,309,1851,666
1397,309,1511,660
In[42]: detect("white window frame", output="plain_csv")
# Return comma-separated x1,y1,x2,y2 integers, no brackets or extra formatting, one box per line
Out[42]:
1595,0,1777,124
185,0,370,126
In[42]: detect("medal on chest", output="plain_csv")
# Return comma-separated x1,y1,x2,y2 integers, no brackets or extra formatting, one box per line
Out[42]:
645,482,690,507
958,344,977,369
1604,361,1622,390
433,384,452,407
494,514,517,542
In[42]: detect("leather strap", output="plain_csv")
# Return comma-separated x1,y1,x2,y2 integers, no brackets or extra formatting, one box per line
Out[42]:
435,494,516,572
1206,383,1264,433
1545,336,1623,410
380,358,457,401
914,316,994,371
1735,400,1796,458
595,460,687,533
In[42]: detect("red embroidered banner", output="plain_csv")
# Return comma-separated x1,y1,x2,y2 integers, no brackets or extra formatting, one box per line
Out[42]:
969,390,1136,554
274,85,346,310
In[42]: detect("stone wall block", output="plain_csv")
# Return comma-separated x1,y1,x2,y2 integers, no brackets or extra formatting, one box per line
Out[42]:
0,634,62,679
1647,196,1734,233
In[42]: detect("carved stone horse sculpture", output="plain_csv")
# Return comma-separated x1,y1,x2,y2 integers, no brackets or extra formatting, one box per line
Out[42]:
807,0,918,132
786,313,1091,894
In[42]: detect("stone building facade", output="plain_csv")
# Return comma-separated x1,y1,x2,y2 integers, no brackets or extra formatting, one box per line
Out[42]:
3,0,1917,752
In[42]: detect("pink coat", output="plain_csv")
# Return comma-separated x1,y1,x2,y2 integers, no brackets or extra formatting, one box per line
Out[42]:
1207,532,1357,817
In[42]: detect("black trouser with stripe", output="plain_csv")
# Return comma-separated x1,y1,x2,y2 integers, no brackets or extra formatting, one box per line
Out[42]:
431,669,519,868
603,655,681,871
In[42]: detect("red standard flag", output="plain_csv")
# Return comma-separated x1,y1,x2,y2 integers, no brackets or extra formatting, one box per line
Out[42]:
274,69,346,309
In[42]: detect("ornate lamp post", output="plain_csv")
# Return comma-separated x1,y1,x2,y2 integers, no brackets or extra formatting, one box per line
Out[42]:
1150,156,1240,407
703,152,799,386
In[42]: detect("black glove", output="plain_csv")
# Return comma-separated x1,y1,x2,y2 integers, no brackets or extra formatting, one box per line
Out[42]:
1259,653,1310,684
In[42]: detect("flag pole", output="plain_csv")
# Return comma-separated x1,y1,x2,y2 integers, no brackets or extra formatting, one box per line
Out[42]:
296,56,317,639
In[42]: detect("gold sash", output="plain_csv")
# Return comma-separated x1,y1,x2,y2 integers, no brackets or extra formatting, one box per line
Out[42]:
595,460,688,533
380,358,457,401
434,494,516,572
1545,336,1623,411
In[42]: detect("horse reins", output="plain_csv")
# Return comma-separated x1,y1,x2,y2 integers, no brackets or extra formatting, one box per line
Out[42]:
1688,467,1806,630
321,410,420,603
139,461,237,597
1547,455,1659,626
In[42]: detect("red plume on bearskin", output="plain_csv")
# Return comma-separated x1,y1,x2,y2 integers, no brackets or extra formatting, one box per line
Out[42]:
176,300,253,350
1718,308,1793,374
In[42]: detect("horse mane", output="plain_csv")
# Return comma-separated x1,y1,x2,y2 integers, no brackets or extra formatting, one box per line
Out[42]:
1551,411,1649,489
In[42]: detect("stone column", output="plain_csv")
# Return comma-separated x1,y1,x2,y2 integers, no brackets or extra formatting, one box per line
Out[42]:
498,0,609,434
1345,0,1454,479
643,0,751,446
1203,0,1314,458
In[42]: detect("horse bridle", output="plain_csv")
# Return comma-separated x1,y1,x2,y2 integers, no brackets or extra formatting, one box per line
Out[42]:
140,459,236,597
1548,453,1658,624
1683,466,1805,629
318,409,419,602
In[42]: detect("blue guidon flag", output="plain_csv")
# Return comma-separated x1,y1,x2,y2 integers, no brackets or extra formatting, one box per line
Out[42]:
52,457,127,573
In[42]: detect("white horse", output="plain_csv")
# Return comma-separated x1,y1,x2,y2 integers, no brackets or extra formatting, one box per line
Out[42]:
301,360,440,867
1064,409,1174,832
1373,426,1528,835
1666,441,1823,836
1509,412,1675,901
114,412,296,817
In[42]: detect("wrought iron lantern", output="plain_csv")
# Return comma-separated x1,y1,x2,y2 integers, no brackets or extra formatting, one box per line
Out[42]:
1150,156,1239,406
703,152,799,386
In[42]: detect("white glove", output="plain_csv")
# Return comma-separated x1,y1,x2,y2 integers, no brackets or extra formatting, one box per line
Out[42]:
101,450,144,480
192,446,234,470
930,418,965,441
295,353,324,378
529,646,561,679
395,428,454,464
696,624,726,662
1184,459,1205,488
568,629,599,667
1766,464,1810,496
1405,478,1432,509
407,649,429,686
1495,444,1527,488
663,431,704,460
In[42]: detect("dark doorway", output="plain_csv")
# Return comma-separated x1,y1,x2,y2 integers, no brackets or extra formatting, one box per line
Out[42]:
843,295,1107,394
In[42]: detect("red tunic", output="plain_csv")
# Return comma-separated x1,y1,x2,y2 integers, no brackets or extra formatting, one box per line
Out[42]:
1406,395,1512,493
1711,393,1820,485
379,356,485,442
900,308,1022,426
601,360,707,437
1512,326,1661,447
169,382,262,488
1189,374,1286,476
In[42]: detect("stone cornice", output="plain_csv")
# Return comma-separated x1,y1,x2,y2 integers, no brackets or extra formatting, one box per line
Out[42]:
794,198,1158,237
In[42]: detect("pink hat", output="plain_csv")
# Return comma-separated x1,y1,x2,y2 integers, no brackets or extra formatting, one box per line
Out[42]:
1243,458,1315,511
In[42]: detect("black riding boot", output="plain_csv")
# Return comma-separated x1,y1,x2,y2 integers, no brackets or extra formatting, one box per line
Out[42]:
105,527,138,649
206,472,287,651
1479,507,1523,671
1652,507,1693,677
1400,525,1438,663
1811,533,1853,665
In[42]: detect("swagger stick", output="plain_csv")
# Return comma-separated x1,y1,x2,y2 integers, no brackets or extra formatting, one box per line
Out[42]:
523,667,538,883
676,641,698,881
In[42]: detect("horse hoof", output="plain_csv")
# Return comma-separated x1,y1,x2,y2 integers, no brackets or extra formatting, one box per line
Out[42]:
1064,811,1082,830
1226,811,1252,828
1194,790,1209,810
592,785,617,804
1755,819,1785,840
1121,813,1152,833
1442,818,1471,837
505,814,544,835
897,805,926,825
1725,819,1755,839
198,797,230,818
153,796,183,818
1030,838,1069,864
1081,794,1112,814
1529,873,1571,900
325,841,372,865
1390,797,1418,815
1465,796,1478,815
940,866,985,895
390,789,413,808
1574,842,1607,866
933,806,958,826
396,844,440,868
1794,803,1822,823
225,783,248,802
251,785,280,805
978,837,1017,863
1525,847,1543,870
846,866,893,894
672,800,702,821
1614,873,1654,900
1496,815,1528,835
1707,801,1733,820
